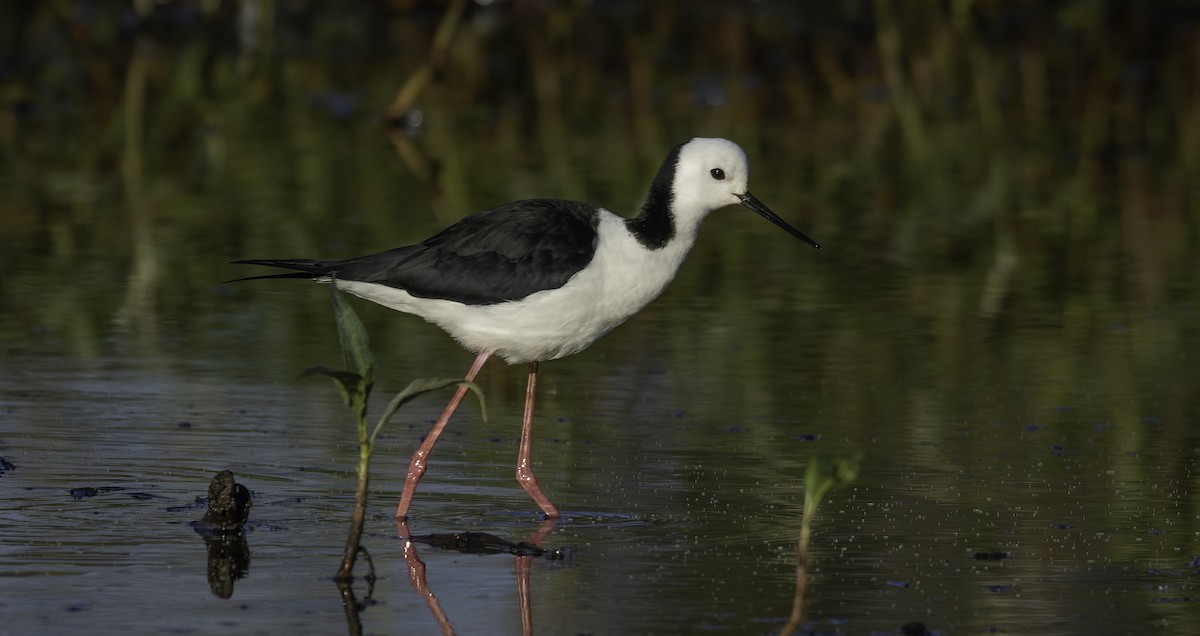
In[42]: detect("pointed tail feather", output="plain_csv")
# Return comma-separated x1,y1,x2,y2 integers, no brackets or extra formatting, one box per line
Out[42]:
224,271,323,283
225,259,333,284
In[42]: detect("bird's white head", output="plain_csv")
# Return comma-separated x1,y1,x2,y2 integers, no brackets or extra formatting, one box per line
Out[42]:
671,137,821,249
672,137,752,213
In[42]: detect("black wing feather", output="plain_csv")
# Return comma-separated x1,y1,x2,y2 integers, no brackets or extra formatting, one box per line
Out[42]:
232,199,601,305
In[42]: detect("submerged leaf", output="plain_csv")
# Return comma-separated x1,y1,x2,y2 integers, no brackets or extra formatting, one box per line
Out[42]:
830,454,861,485
803,453,862,517
298,365,366,410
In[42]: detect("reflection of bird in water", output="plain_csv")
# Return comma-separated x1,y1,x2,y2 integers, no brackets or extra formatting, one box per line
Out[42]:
233,138,819,519
408,529,572,560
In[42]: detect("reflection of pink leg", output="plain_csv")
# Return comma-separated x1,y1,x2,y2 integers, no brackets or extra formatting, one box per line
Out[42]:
516,362,560,519
527,518,557,546
516,553,533,636
396,519,455,636
396,350,491,520
516,518,557,636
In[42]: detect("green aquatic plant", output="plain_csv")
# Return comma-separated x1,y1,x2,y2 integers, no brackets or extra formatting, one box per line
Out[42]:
780,453,861,636
304,280,485,582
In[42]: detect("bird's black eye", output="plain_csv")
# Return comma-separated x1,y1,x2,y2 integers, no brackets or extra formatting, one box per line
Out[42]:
710,168,725,180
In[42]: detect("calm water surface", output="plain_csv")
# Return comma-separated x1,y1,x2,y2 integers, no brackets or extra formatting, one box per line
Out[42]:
3,250,1195,634
3,3,1199,635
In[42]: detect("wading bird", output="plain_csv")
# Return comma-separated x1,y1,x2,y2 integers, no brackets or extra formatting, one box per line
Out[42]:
233,137,819,520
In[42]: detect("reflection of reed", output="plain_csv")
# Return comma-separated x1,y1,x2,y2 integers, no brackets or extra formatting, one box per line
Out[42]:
385,0,468,121
384,0,469,224
873,0,930,167
113,34,160,348
336,548,375,636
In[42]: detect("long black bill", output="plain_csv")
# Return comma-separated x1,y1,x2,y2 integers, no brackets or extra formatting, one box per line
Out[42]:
738,192,821,250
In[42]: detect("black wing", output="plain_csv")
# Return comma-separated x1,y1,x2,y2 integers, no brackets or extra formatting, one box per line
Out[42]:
233,199,601,305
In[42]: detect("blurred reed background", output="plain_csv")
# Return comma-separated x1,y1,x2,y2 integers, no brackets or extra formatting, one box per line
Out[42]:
0,0,1196,426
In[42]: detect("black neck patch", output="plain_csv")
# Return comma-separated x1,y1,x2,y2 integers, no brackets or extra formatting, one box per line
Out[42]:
626,142,684,250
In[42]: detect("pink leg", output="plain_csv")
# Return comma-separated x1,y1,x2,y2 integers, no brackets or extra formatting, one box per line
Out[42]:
396,350,491,520
516,362,560,519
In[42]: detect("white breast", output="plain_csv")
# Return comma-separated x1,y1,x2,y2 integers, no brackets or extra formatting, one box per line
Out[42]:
333,210,700,364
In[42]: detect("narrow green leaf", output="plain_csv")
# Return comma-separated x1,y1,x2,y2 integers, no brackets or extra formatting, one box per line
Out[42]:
368,378,487,447
297,365,362,384
329,278,374,384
